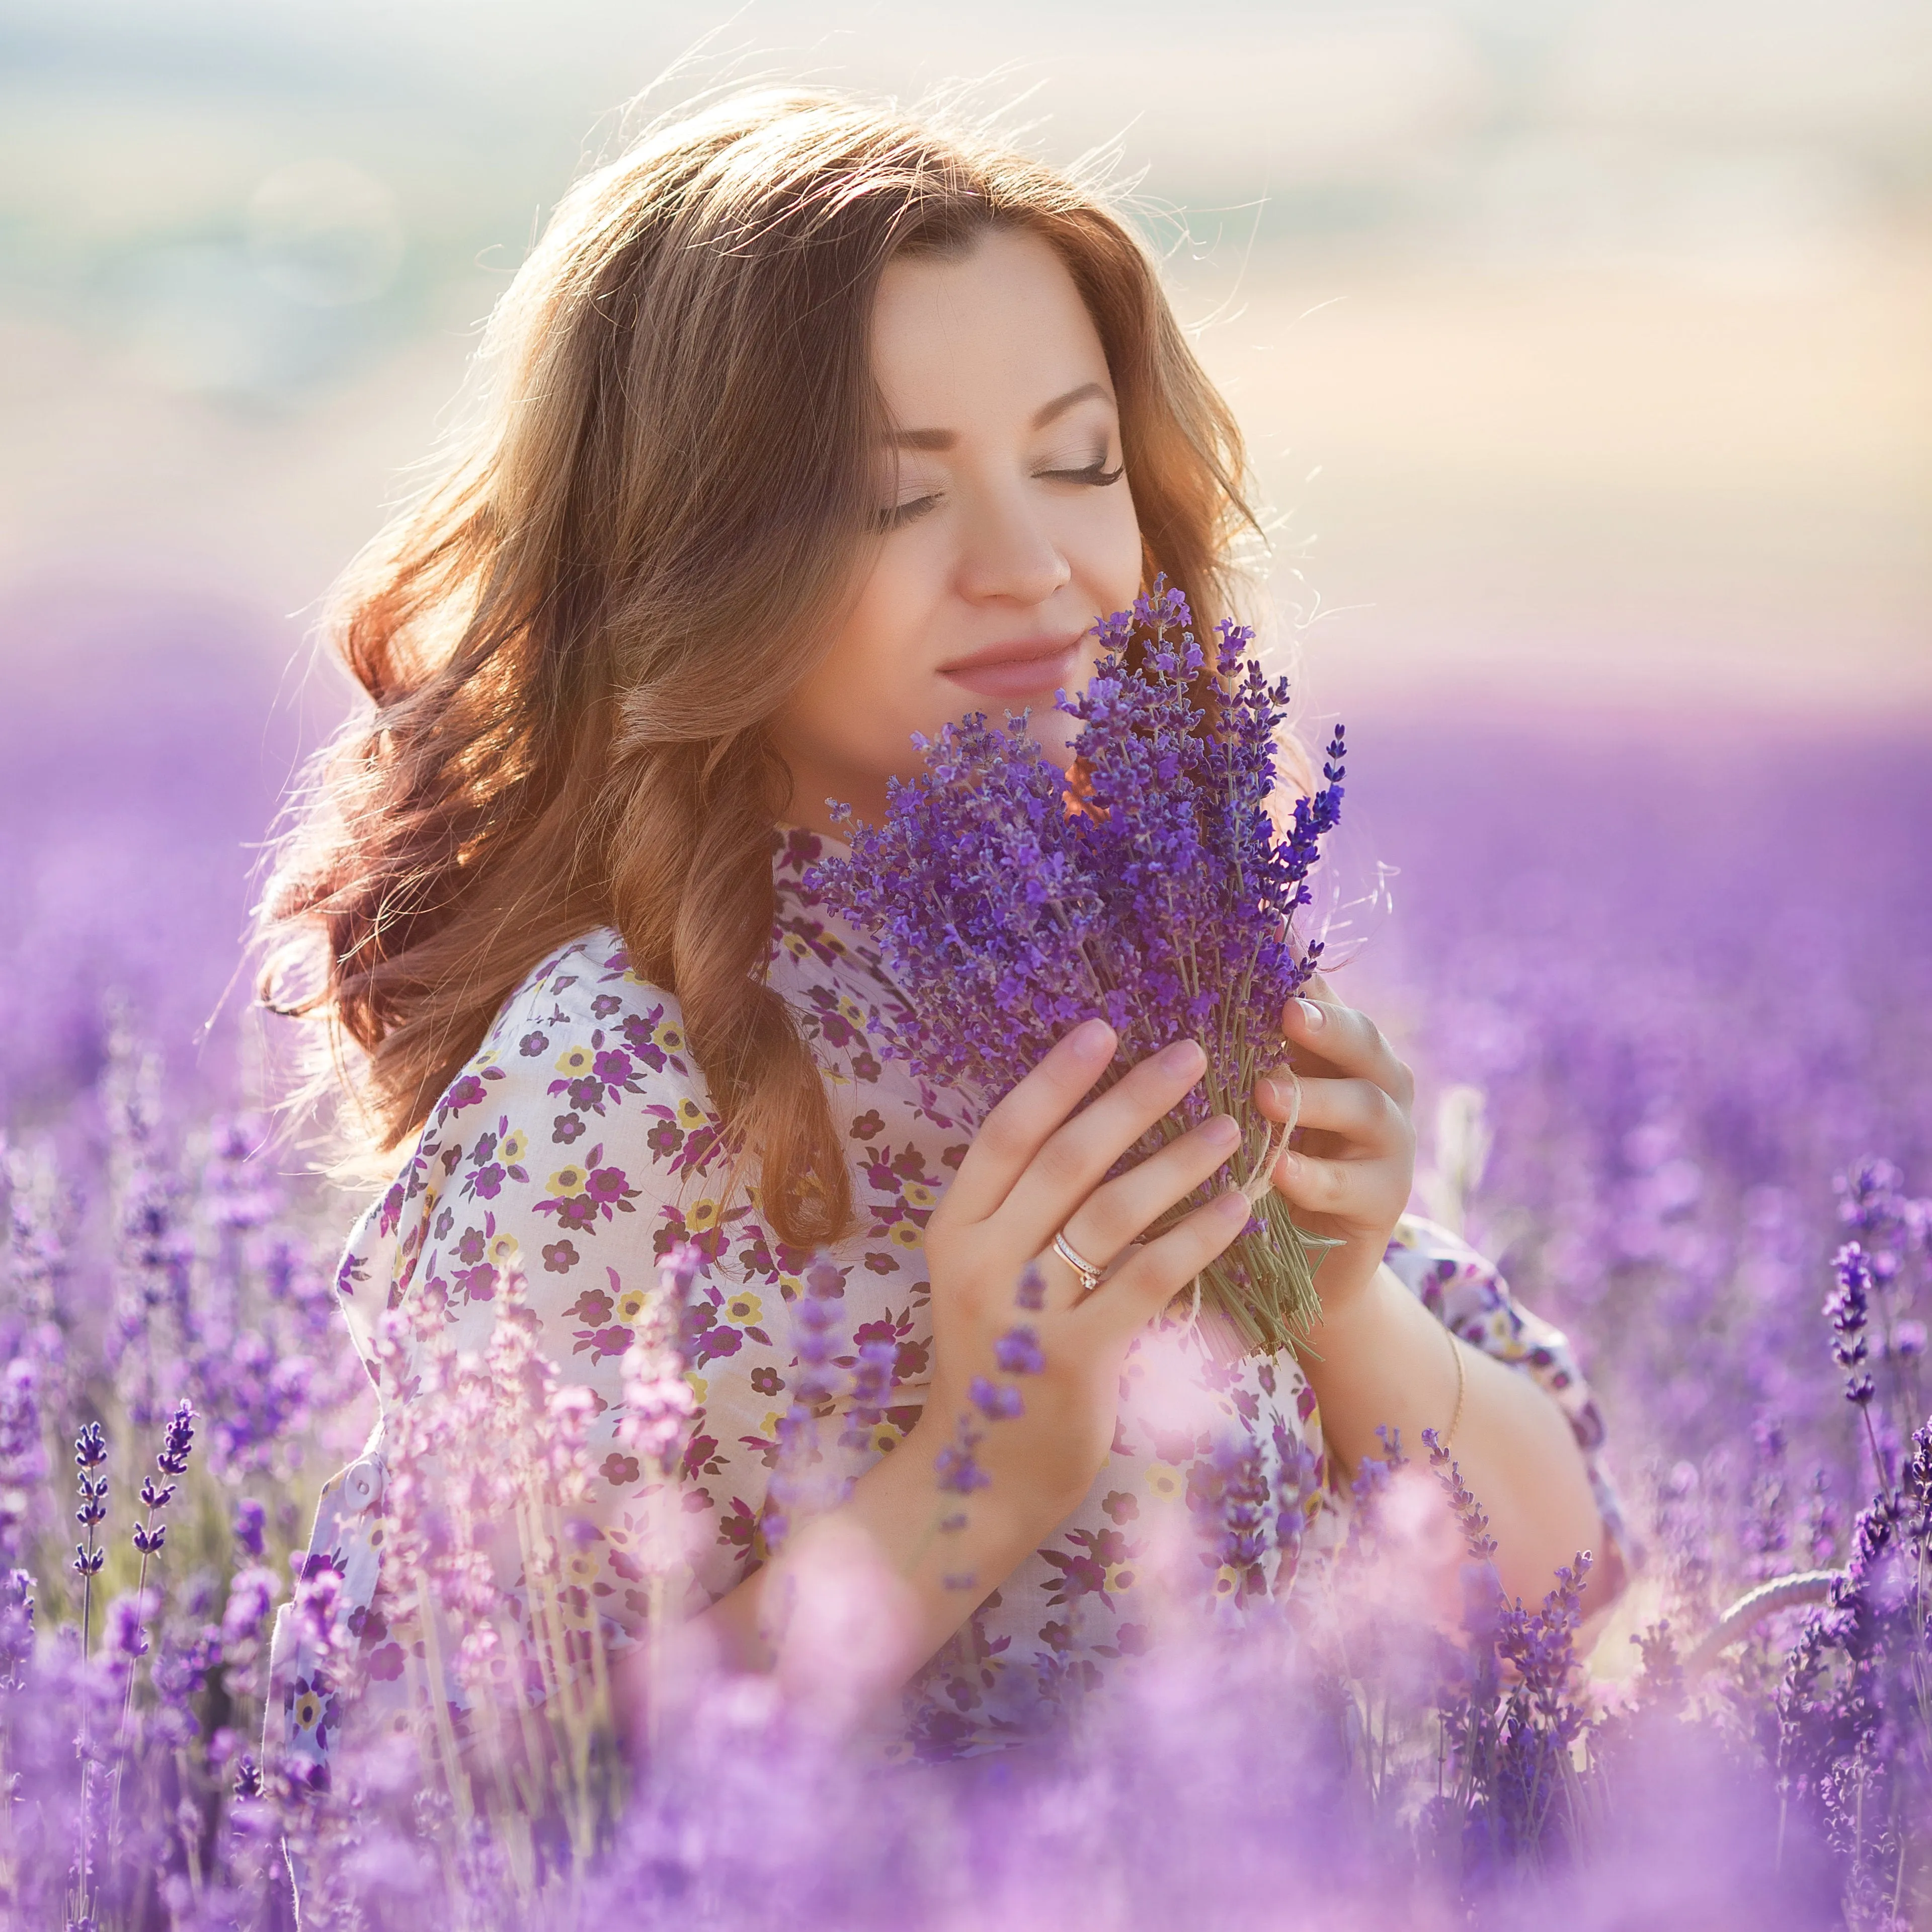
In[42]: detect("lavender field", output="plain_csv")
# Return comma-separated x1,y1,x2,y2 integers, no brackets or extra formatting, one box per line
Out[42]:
4,1,1930,1921
2,672,1927,1926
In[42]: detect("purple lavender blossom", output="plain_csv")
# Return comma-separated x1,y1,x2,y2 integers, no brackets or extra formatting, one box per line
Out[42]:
71,1422,108,1586
812,581,1346,1355
967,1376,1024,1422
993,1325,1045,1378
933,1419,992,1496
617,1243,702,1478
0,1357,46,1573
838,1337,899,1453
1827,1242,1878,1413
232,1496,266,1558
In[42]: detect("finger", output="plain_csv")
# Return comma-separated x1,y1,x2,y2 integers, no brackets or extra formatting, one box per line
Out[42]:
943,1018,1117,1223
998,1039,1209,1254
1270,1144,1408,1229
1057,1111,1242,1277
1077,1186,1251,1340
1256,1075,1406,1152
1279,997,1414,1107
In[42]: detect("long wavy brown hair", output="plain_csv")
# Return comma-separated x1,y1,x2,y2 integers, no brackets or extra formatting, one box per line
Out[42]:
260,86,1258,1248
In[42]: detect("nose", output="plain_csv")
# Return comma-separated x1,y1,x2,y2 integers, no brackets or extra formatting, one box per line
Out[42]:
954,477,1071,608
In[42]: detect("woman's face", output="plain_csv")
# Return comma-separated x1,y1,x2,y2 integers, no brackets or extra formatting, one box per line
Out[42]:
769,224,1144,835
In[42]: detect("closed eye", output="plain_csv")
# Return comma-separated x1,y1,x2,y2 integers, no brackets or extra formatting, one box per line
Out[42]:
1039,459,1125,487
872,458,1124,532
873,494,941,533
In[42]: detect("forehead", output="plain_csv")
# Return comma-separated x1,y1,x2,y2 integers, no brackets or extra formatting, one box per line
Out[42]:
869,226,1111,427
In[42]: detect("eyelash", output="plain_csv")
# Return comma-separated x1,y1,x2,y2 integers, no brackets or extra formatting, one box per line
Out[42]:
876,458,1126,532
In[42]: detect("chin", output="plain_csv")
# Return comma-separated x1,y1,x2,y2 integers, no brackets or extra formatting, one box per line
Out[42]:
1026,708,1081,772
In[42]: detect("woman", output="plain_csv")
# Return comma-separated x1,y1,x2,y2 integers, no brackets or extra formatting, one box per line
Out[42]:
264,87,1627,1775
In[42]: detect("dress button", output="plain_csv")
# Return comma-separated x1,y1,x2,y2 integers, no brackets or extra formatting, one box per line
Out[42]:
340,1456,386,1513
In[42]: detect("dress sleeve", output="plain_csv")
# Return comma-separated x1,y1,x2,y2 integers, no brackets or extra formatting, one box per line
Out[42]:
1381,1213,1641,1599
334,929,792,1638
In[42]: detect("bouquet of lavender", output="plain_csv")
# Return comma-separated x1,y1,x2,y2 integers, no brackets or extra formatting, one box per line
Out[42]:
811,581,1345,1358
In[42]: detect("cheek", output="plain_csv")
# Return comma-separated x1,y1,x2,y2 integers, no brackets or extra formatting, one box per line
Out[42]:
1093,477,1146,606
842,536,940,667
779,544,948,768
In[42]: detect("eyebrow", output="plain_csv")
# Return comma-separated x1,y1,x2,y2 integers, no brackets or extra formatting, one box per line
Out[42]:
885,380,1114,450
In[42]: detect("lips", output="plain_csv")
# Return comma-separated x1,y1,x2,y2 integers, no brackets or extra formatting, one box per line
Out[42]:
938,636,1086,702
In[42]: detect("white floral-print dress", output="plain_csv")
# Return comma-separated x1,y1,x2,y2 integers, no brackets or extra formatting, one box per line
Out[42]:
274,828,1632,1780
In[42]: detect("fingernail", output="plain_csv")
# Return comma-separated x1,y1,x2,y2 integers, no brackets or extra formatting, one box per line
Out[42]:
1256,1076,1286,1110
1158,1038,1206,1076
1298,999,1324,1030
1201,1113,1240,1151
1215,1186,1251,1220
1069,1018,1114,1058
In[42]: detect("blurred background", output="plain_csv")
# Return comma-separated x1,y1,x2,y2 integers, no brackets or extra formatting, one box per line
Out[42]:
1,0,1927,1119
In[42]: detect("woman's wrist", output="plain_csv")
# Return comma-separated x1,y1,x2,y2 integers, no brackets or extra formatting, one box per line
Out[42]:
900,1398,1087,1551
1290,1262,1447,1458
1300,1230,1393,1330
685,1402,1062,1692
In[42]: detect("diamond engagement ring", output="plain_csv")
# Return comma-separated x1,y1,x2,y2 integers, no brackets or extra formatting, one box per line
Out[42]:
1052,1228,1106,1298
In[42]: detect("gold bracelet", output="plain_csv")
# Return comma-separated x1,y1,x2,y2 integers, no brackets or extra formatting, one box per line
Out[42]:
1441,1325,1467,1452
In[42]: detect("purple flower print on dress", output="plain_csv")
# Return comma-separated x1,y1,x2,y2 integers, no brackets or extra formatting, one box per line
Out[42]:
812,580,1346,1356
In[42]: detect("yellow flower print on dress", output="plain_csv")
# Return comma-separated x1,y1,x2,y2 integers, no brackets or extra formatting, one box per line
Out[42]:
615,1285,648,1323
499,1130,528,1166
654,1019,686,1054
889,1222,922,1250
686,1198,720,1233
902,1181,936,1209
292,1687,323,1733
488,1233,520,1268
1145,1463,1183,1502
1212,1563,1243,1601
726,1291,762,1326
684,1374,708,1406
555,1045,595,1077
548,1165,589,1198
1105,1560,1138,1594
674,1097,705,1129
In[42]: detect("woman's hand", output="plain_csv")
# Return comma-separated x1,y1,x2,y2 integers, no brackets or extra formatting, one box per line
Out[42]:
1245,984,1603,1613
919,1016,1251,1530
1254,977,1417,1318
682,1017,1247,1701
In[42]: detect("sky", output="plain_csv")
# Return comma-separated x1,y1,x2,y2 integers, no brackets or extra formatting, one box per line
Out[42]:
0,0,1926,733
